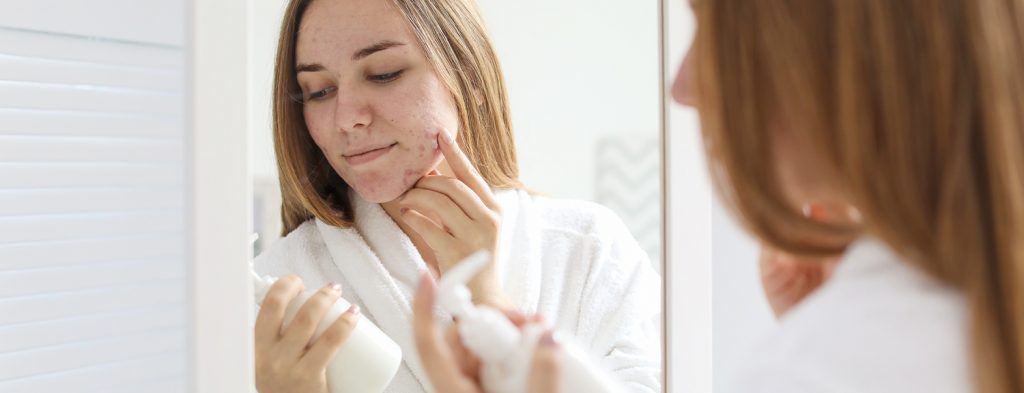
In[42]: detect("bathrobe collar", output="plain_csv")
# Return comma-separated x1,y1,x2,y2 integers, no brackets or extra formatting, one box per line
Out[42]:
314,190,436,392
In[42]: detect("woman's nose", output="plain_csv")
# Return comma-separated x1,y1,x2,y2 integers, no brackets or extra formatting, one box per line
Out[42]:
671,48,696,107
333,92,373,132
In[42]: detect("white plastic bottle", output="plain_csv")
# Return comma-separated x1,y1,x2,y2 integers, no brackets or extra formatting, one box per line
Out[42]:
251,269,403,393
436,251,623,393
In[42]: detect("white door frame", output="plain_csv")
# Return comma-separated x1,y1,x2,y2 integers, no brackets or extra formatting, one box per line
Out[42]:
187,0,252,391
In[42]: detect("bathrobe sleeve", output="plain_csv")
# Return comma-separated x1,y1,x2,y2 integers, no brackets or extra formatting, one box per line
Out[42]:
574,206,663,392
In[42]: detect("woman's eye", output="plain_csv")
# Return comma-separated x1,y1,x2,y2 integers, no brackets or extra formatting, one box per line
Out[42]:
305,86,336,102
368,70,404,84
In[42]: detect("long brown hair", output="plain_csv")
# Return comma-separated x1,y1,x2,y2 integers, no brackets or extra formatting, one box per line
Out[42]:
272,0,521,234
693,0,1024,391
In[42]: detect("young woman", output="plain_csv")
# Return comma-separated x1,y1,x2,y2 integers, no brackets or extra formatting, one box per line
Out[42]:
251,0,662,392
673,0,1024,391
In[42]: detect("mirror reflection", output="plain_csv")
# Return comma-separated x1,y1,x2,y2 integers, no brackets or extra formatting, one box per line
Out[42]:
248,0,664,392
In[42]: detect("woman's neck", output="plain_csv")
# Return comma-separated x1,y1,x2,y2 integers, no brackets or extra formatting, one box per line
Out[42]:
377,162,454,278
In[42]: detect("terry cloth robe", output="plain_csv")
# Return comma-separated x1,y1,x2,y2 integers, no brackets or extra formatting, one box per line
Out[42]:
254,188,662,392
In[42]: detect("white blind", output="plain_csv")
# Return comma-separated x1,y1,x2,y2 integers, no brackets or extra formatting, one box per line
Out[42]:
0,4,188,392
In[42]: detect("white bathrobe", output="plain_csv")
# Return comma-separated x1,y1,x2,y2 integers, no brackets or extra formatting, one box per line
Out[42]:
254,189,662,392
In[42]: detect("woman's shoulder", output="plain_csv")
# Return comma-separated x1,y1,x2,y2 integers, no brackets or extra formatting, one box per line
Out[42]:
736,240,970,393
506,190,633,240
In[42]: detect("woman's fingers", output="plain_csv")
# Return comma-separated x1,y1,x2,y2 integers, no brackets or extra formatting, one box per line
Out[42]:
399,188,476,237
436,129,500,211
413,272,481,393
255,275,305,350
502,308,528,327
279,283,343,358
445,324,482,379
402,208,458,250
414,175,493,222
527,331,562,393
299,304,361,370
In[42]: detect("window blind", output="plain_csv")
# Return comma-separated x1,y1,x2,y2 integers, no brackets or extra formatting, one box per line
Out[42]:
0,5,188,393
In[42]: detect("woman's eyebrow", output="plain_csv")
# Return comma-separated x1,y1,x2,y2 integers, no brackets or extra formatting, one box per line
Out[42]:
296,63,324,73
295,40,406,73
352,40,405,61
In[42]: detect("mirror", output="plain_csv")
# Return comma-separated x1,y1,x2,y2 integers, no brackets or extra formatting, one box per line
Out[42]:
248,0,664,391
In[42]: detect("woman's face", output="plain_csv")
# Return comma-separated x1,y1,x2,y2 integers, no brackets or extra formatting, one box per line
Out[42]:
295,0,459,203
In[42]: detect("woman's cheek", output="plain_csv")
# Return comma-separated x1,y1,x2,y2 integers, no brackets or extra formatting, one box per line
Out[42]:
398,129,443,185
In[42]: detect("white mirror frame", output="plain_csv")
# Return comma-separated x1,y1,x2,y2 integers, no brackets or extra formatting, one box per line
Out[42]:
187,0,252,391
662,0,713,392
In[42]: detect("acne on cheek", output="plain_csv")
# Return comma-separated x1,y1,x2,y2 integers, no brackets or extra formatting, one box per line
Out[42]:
403,169,418,185
364,178,379,196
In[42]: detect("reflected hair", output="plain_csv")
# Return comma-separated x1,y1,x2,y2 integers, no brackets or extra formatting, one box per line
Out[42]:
272,0,521,234
693,0,1024,391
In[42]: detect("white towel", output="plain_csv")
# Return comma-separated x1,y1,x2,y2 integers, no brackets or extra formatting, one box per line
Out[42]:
254,189,662,392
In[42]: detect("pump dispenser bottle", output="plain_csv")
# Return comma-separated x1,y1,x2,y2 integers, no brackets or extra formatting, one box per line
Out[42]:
435,251,622,393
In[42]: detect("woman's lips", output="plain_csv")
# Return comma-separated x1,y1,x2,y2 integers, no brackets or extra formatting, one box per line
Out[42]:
344,143,397,166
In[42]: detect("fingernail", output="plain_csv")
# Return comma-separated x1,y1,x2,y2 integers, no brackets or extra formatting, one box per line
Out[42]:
346,304,360,315
326,282,342,292
540,331,558,348
440,128,454,145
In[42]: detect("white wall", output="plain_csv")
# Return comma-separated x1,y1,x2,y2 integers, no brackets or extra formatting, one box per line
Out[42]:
477,0,662,267
248,0,288,254
664,1,712,392
190,0,253,391
711,202,774,392
476,0,660,199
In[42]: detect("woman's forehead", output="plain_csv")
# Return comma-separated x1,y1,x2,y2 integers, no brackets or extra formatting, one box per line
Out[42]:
295,0,413,64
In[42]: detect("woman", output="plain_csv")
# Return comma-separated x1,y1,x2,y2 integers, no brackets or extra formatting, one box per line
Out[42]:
420,0,1024,391
252,0,662,392
673,0,1024,391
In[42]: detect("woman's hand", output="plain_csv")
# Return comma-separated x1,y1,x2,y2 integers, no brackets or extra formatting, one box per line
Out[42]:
254,276,361,393
759,204,853,318
412,272,562,393
399,128,508,307
759,244,840,318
